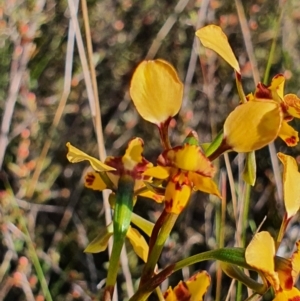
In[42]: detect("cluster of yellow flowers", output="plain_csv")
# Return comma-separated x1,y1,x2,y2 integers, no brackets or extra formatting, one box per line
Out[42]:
66,25,300,300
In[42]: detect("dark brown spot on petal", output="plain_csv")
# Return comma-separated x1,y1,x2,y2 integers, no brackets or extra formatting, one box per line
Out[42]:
286,136,297,145
163,291,170,298
284,276,294,290
165,199,173,212
255,82,272,99
236,71,242,81
174,282,191,301
85,173,95,186
284,115,294,122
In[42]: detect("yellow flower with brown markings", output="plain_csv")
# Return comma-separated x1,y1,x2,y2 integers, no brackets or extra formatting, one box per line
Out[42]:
245,231,300,300
145,138,221,214
66,138,164,261
66,138,163,203
163,271,211,301
196,25,300,153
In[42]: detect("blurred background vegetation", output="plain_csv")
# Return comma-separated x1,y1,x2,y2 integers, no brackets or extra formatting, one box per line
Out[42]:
1,0,300,300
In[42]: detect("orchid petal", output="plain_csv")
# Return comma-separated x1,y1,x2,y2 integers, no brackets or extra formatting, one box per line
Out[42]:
163,287,177,301
165,180,192,214
138,190,164,203
245,231,280,291
126,226,149,262
143,166,170,179
190,173,222,199
161,144,216,177
291,241,300,284
284,94,300,118
130,60,183,124
185,271,211,300
131,213,154,237
66,142,115,172
85,172,107,191
105,138,152,178
255,75,285,102
276,257,294,291
278,121,299,147
84,223,113,253
270,74,285,100
273,287,300,301
224,100,282,152
122,138,152,172
196,25,240,73
277,153,300,219
164,271,211,301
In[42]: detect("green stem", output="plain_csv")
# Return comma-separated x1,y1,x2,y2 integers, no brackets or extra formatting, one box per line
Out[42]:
6,188,53,301
23,224,53,301
130,248,251,301
242,183,251,247
174,248,249,272
262,7,285,85
139,211,178,287
104,176,134,298
148,209,168,254
237,182,251,301
235,71,247,103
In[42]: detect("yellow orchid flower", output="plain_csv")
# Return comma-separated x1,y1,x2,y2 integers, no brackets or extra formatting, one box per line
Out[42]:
196,25,281,153
130,59,183,126
144,133,221,214
223,74,300,152
277,153,300,220
245,231,300,300
196,25,300,154
67,138,163,263
223,74,300,153
163,271,211,301
66,138,164,203
253,74,300,147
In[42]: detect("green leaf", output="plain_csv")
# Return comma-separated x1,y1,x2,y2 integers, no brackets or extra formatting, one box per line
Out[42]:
84,223,113,253
174,247,251,272
243,151,257,186
106,176,135,289
204,130,224,157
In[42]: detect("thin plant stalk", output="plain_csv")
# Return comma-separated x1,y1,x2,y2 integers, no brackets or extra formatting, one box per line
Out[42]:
26,0,78,199
139,211,178,287
216,171,227,301
236,182,252,300
6,187,53,301
80,1,133,297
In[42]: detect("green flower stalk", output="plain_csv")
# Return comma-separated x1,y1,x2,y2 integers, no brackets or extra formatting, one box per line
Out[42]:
66,138,163,300
104,175,134,298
